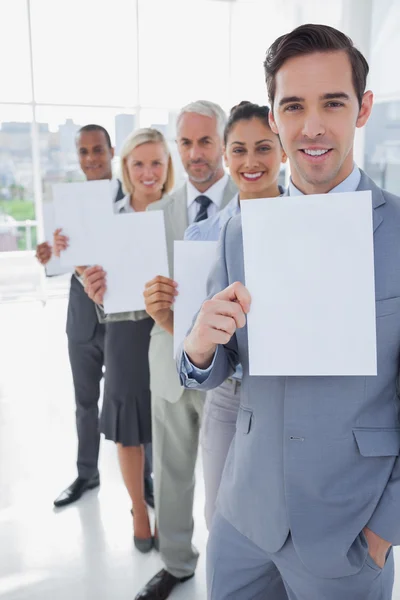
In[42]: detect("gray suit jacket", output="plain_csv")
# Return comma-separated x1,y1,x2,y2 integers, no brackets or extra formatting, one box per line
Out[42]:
178,171,400,577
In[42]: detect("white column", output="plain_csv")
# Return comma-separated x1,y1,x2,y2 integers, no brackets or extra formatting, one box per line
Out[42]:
135,0,141,127
27,0,44,242
27,0,47,303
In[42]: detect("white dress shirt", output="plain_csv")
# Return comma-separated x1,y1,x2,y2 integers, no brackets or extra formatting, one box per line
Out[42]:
114,194,135,214
186,173,229,225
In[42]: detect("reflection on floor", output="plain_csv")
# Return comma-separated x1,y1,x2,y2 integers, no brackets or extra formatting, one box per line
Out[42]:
0,298,399,599
0,298,207,600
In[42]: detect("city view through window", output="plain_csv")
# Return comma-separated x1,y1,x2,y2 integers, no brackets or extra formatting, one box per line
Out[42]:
0,0,399,301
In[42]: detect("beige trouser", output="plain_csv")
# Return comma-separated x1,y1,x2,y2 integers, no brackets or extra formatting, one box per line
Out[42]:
152,388,205,579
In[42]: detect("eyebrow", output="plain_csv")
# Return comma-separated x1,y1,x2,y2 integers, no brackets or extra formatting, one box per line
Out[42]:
230,138,274,146
279,92,350,106
179,136,212,143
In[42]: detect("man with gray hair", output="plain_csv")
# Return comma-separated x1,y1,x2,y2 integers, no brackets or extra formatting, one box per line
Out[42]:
135,100,237,600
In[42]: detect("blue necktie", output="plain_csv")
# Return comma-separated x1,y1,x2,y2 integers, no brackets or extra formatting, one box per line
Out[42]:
194,195,212,222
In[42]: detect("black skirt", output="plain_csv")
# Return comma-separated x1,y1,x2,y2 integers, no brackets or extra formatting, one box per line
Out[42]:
100,318,153,446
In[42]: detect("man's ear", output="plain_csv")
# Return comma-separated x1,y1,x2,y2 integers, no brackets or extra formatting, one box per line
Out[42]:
269,108,279,136
356,90,374,129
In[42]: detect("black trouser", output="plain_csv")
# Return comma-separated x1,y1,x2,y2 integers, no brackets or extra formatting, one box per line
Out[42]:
68,324,153,479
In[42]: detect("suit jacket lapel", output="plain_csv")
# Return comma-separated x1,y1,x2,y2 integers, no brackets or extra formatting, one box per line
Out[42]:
169,184,189,238
357,170,385,233
115,179,125,201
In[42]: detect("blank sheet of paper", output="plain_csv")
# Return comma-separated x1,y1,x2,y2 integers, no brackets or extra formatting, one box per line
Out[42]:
53,180,113,267
173,241,218,357
241,191,376,376
42,202,70,277
102,211,169,314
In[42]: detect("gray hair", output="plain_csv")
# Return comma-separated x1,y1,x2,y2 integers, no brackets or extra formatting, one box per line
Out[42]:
176,100,227,141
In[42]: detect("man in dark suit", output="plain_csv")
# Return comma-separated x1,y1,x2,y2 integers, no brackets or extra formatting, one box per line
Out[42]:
36,124,154,508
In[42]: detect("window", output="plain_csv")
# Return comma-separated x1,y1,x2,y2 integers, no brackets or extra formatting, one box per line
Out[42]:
137,0,230,109
0,106,36,252
0,0,32,102
365,100,400,194
364,0,400,195
34,105,136,201
230,1,296,107
30,0,138,106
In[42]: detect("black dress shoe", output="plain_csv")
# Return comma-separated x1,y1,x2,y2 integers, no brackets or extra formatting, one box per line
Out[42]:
144,475,154,509
134,569,194,600
53,474,100,507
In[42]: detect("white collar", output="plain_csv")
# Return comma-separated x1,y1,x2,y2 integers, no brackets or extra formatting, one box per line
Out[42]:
186,173,229,209
114,194,134,213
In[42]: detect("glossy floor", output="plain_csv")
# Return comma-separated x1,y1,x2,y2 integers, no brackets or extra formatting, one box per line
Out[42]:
0,298,207,600
0,298,399,599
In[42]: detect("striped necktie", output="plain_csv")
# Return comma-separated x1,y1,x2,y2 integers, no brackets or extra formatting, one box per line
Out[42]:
194,195,212,222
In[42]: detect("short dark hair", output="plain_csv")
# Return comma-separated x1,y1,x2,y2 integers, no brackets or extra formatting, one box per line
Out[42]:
224,101,271,145
264,24,369,109
76,124,112,148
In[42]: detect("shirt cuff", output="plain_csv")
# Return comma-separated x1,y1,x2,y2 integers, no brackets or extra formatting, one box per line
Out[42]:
182,350,216,385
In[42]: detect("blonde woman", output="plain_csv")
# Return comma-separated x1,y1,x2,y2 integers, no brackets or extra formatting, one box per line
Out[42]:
83,128,174,552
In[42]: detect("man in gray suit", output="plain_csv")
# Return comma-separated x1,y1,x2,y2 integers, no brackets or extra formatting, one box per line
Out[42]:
179,25,399,600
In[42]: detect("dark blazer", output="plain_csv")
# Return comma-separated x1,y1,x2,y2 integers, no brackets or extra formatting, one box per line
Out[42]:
66,180,124,343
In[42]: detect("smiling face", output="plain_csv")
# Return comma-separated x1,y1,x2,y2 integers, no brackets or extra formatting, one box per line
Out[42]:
76,130,114,181
177,112,224,188
224,116,285,199
125,141,169,196
269,50,373,194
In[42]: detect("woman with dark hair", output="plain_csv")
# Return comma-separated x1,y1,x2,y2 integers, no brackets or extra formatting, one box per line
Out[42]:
185,101,286,528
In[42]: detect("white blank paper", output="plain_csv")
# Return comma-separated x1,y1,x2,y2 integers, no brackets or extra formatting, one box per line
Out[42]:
102,211,169,314
241,191,376,376
42,202,70,277
53,180,113,267
173,241,218,357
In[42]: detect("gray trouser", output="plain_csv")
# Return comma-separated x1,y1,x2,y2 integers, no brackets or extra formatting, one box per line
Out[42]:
68,326,104,479
207,512,395,600
152,389,204,579
201,378,241,529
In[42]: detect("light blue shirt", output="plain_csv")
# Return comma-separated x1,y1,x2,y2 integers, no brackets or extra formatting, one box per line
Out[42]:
185,193,241,242
183,166,361,385
185,193,242,380
289,163,361,196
